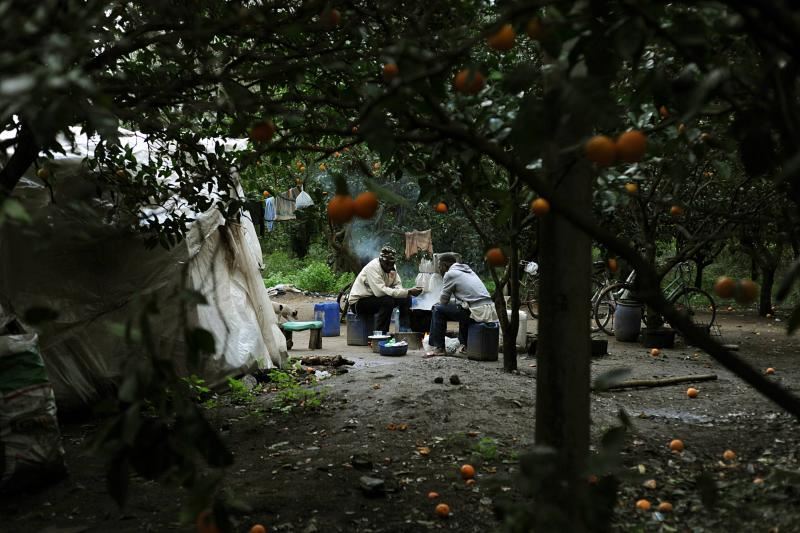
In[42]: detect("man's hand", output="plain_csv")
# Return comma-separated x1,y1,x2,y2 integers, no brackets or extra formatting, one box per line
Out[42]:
408,287,423,297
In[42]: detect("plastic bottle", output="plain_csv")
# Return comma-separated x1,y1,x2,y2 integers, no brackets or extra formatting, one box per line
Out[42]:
390,307,400,333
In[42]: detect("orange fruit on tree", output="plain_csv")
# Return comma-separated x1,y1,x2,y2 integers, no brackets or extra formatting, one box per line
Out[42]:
658,105,669,119
460,464,476,479
454,68,485,95
584,135,617,167
327,194,355,225
650,348,661,357
723,449,736,461
427,491,439,500
353,191,379,219
526,17,545,40
435,202,448,213
624,182,639,194
249,121,276,143
670,205,684,216
196,510,220,533
262,191,270,198
488,24,516,51
321,8,341,28
669,439,684,452
657,501,673,513
250,525,267,533
435,503,450,518
635,499,651,511
686,387,698,398
616,130,647,163
36,167,51,179
530,197,550,216
465,478,476,486
713,276,736,299
485,248,507,267
765,367,775,375
735,279,759,304
607,258,618,273
372,161,381,171
383,63,399,82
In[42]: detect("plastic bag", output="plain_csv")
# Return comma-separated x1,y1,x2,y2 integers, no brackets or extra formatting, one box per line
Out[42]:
295,187,314,209
0,333,67,494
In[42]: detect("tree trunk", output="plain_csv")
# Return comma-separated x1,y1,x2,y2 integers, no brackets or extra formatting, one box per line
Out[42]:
0,124,39,202
535,158,592,531
694,261,707,289
503,188,521,372
759,265,775,316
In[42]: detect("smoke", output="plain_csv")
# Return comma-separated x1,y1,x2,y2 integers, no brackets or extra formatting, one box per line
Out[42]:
412,273,444,310
348,218,385,265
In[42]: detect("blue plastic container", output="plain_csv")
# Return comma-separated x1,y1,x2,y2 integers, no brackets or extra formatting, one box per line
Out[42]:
465,322,499,361
378,340,408,356
314,302,340,337
613,300,644,342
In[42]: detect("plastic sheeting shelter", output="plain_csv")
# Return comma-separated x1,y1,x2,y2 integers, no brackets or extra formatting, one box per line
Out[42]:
0,128,288,410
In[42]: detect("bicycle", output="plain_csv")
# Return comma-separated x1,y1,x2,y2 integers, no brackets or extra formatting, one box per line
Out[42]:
593,262,716,335
520,260,617,333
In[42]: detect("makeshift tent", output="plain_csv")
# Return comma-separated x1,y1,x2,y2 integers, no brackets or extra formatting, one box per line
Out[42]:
0,128,288,410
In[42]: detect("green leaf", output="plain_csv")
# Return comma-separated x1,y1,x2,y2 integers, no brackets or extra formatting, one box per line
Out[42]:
593,367,631,391
23,306,59,324
363,178,410,207
2,198,31,223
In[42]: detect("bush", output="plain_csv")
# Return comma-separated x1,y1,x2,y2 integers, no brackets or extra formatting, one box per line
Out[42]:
294,261,339,293
335,271,355,292
263,251,302,276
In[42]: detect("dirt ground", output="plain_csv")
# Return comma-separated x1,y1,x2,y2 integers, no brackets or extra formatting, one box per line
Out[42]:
2,293,799,533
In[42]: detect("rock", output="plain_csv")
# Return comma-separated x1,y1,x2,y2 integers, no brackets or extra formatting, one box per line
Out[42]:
434,377,444,384
449,375,461,385
359,475,386,496
351,455,373,470
241,374,257,390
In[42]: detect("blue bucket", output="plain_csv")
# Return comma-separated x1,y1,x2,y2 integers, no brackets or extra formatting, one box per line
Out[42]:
314,302,340,337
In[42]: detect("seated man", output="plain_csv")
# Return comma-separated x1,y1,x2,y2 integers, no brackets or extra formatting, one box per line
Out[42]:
425,253,498,357
349,245,423,333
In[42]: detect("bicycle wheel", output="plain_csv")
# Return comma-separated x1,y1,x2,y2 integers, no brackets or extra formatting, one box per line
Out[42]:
522,276,540,318
668,287,717,330
593,283,622,335
591,284,615,334
337,282,353,318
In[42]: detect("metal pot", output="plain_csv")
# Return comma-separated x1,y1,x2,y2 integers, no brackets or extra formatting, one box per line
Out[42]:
368,335,392,353
391,331,423,350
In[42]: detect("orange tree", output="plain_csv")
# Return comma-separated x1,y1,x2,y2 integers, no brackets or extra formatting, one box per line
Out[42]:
6,1,800,530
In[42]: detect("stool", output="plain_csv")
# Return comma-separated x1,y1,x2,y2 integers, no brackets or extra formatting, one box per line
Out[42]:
281,321,323,350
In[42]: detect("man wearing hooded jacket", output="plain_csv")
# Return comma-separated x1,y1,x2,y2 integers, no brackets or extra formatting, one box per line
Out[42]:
425,253,498,357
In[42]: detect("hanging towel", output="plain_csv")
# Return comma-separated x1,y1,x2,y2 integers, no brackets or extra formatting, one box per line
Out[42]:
265,197,276,232
404,229,434,259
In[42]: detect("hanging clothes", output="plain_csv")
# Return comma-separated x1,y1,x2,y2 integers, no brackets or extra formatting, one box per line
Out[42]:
404,229,434,259
264,196,276,232
274,190,296,221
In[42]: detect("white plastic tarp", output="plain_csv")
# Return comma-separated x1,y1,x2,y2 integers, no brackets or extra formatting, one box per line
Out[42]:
0,128,287,409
